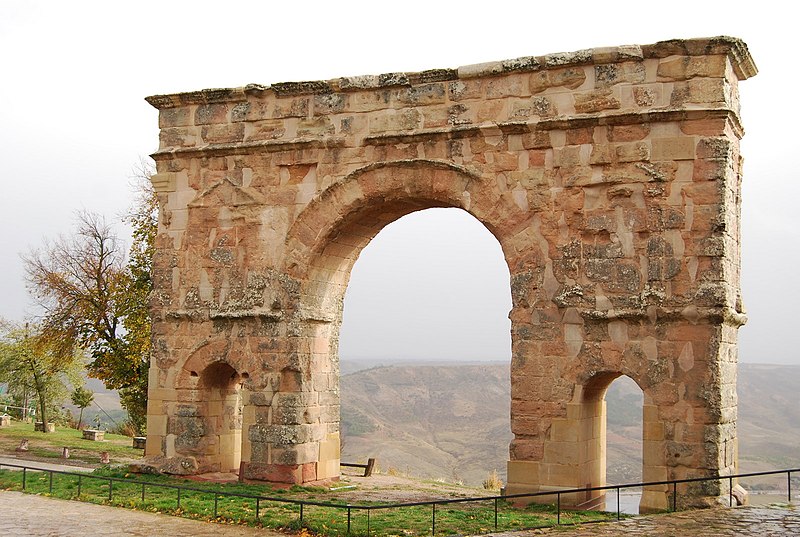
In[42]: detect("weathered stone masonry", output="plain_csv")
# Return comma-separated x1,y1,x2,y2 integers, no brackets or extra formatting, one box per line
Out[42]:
144,37,756,510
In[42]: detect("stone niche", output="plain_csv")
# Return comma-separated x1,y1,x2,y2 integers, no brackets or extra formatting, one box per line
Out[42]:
143,36,756,511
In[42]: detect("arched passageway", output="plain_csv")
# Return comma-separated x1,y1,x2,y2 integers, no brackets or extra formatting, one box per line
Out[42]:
337,207,512,482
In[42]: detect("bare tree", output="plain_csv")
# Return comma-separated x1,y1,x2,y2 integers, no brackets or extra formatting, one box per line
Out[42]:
24,212,127,361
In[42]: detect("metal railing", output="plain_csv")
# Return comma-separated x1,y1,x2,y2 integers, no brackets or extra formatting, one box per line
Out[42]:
0,461,796,535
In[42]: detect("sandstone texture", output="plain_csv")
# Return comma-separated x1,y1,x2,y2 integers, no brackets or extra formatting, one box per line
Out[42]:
144,36,756,511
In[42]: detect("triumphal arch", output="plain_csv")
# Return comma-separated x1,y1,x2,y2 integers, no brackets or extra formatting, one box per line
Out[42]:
144,37,756,510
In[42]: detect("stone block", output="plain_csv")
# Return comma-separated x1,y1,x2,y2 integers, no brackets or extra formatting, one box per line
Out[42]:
651,137,696,161
657,55,727,81
194,104,228,125
272,442,318,465
319,432,340,462
145,435,162,457
240,462,315,484
574,89,620,113
249,423,318,445
369,109,421,133
670,79,727,106
201,123,244,144
530,67,586,93
507,460,542,485
594,62,646,88
550,419,580,442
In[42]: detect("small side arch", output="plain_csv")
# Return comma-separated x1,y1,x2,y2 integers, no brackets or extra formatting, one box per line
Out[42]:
570,370,666,512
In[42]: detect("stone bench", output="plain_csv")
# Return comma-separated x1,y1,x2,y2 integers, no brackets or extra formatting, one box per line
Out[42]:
34,422,55,433
82,429,105,441
341,458,376,477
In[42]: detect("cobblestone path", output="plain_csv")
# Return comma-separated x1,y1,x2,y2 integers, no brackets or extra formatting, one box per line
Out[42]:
0,490,282,536
495,505,799,537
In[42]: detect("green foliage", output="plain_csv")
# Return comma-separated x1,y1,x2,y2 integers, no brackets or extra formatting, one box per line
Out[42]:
71,387,94,408
23,162,157,435
71,386,94,430
0,321,82,430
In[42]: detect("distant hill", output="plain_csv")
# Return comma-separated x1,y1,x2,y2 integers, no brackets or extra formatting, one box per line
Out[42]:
341,362,511,485
341,361,800,487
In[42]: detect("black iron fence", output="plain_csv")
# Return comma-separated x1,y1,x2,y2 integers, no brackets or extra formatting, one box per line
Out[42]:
0,461,796,535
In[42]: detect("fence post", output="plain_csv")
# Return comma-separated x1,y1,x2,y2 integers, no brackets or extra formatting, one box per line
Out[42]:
77,475,81,497
788,471,792,503
494,497,498,530
729,476,733,507
367,508,371,536
347,506,352,534
49,471,53,494
300,502,304,523
557,492,561,525
432,503,436,536
108,479,113,502
177,487,181,510
672,481,677,512
213,493,218,518
256,498,260,519
141,483,145,502
616,487,621,520
22,467,26,490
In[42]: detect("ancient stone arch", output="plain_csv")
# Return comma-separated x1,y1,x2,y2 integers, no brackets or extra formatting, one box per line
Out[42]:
144,37,756,510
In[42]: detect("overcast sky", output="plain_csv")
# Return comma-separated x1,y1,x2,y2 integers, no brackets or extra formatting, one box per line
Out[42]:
0,1,796,364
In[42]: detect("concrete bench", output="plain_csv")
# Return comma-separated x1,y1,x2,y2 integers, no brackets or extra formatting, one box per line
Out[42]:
82,429,105,441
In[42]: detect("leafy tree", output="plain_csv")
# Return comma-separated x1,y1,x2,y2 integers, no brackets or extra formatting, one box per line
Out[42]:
115,165,156,434
0,321,81,431
70,386,94,429
23,163,156,435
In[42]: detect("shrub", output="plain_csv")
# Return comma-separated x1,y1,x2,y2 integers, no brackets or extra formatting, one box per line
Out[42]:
483,469,503,491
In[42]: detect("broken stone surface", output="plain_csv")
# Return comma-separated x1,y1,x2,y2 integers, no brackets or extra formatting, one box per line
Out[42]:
143,36,756,512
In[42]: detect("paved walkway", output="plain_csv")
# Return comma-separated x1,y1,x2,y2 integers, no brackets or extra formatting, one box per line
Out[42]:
0,455,94,473
0,490,283,536
501,505,800,537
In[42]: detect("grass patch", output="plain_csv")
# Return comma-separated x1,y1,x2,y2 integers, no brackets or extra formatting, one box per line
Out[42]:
0,464,616,535
0,421,141,464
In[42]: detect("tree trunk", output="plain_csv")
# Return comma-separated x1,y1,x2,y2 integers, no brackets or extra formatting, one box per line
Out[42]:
38,385,48,432
77,408,84,430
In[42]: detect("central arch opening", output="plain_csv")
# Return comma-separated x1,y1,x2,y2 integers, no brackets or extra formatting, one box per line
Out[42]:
338,207,512,485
